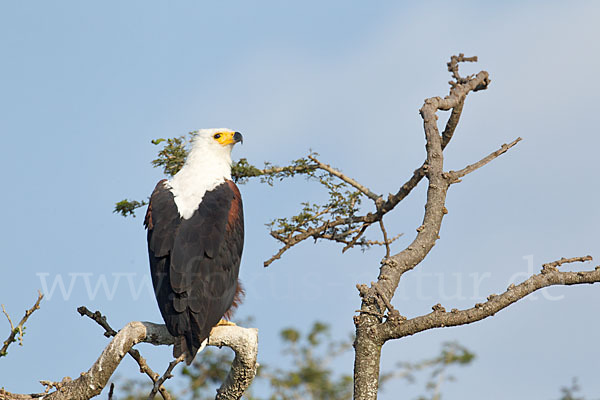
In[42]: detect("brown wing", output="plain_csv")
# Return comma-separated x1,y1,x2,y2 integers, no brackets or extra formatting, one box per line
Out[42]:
146,179,244,364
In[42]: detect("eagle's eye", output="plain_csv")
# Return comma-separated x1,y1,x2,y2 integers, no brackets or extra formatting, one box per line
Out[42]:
214,133,222,139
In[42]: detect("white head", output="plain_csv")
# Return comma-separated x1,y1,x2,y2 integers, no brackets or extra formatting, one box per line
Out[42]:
167,128,243,219
188,128,243,162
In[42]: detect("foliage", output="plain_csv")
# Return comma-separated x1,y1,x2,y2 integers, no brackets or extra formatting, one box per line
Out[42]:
150,136,190,178
0,326,27,358
112,321,353,400
558,378,585,400
114,199,148,218
114,131,386,264
111,321,481,400
388,342,474,400
258,321,353,400
171,321,353,400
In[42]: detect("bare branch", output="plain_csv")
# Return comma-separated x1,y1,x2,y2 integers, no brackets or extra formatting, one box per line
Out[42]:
77,306,117,337
447,53,478,84
1,306,14,332
259,164,317,176
148,356,185,400
542,255,592,269
308,155,381,202
77,306,171,400
374,285,395,314
354,55,492,400
362,233,402,248
379,67,489,216
379,219,391,258
445,137,522,182
2,321,258,400
378,257,599,341
441,97,465,147
342,223,370,253
1,291,43,358
107,383,114,400
0,390,45,400
214,324,260,400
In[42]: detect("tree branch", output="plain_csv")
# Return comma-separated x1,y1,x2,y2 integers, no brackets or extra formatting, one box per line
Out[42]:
307,155,381,202
1,291,43,358
378,256,598,341
1,321,258,400
77,306,171,400
354,55,492,400
445,137,522,183
148,356,184,400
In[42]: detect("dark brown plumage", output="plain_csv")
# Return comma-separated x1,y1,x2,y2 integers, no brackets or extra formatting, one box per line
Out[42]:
145,179,244,364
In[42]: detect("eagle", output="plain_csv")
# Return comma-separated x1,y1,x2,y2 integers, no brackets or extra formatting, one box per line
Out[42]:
144,129,244,364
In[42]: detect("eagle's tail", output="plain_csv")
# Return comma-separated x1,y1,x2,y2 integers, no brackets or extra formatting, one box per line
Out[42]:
173,334,208,365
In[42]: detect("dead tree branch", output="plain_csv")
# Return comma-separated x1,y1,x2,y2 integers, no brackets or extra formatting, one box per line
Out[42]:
352,54,599,400
148,356,185,400
77,307,171,400
353,55,519,400
0,320,258,400
1,291,43,358
445,137,523,183
378,257,598,341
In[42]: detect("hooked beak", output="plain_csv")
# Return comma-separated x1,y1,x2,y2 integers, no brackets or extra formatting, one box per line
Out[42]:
233,131,243,144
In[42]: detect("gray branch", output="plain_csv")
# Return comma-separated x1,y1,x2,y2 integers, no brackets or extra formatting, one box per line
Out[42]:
378,257,599,341
0,323,258,400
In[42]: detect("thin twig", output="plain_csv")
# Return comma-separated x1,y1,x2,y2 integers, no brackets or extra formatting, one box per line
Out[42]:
308,155,381,202
542,255,592,269
148,355,185,400
342,223,370,253
1,306,14,332
107,383,114,400
364,233,403,247
379,219,391,258
374,285,395,313
259,164,318,176
1,291,43,357
445,137,522,182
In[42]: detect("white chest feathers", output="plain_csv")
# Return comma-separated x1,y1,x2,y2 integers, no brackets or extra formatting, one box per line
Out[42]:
164,176,225,219
165,142,233,219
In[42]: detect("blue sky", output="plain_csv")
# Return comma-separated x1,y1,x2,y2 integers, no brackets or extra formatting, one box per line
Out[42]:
1,1,599,399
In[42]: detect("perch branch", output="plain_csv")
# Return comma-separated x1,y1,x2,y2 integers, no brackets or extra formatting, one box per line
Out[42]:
1,321,258,400
77,306,171,400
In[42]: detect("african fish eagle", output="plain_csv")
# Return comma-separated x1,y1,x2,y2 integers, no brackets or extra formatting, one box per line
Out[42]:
144,129,244,364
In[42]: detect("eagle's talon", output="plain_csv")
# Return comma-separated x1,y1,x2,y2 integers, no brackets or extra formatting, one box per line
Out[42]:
216,319,237,327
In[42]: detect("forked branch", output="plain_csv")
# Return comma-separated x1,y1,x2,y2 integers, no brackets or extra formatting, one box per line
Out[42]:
0,317,258,400
1,291,43,358
77,306,171,400
378,256,598,341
